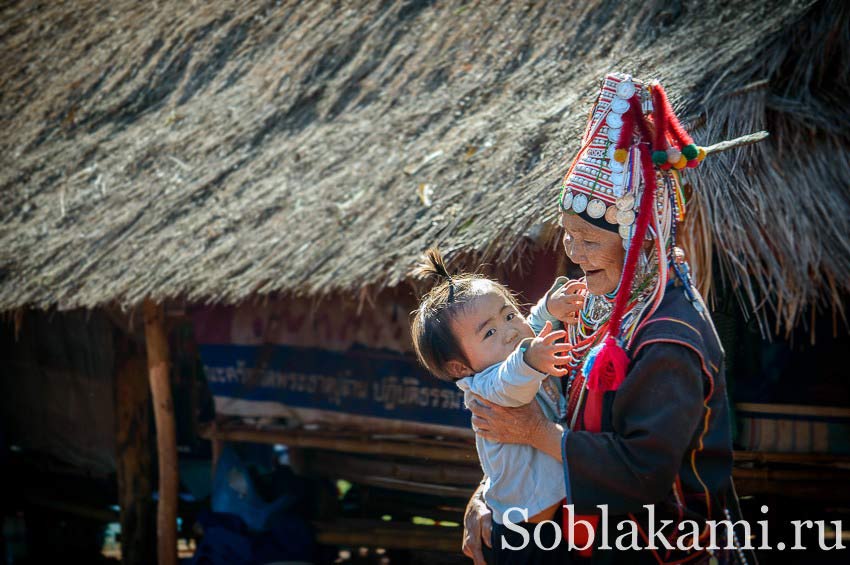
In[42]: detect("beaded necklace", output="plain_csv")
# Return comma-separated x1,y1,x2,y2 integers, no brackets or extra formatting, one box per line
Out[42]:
563,267,660,429
563,292,613,428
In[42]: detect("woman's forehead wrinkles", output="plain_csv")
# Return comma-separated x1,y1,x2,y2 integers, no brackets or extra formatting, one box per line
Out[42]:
563,215,606,236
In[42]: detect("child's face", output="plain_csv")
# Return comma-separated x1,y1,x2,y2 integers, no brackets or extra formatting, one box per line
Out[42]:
450,289,535,374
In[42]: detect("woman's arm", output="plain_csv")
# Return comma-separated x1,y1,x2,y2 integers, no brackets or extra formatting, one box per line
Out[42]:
561,342,705,513
470,342,707,514
462,480,492,565
469,398,565,461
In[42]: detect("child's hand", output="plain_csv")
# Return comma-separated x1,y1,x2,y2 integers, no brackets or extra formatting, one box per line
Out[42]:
523,321,571,376
547,280,586,326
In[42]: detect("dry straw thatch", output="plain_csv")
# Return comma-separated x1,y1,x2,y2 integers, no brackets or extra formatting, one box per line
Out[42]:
1,0,848,335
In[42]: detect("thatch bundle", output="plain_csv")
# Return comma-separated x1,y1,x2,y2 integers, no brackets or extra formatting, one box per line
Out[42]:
1,0,847,335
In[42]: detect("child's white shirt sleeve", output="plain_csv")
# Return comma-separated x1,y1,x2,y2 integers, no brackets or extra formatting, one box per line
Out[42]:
456,344,547,407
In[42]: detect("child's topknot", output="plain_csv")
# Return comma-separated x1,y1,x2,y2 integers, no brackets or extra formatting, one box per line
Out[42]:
411,248,519,381
412,248,454,284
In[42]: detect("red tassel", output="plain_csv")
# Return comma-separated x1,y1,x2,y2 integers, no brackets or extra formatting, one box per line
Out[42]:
581,130,658,434
582,389,604,433
583,337,629,433
650,85,668,153
652,82,694,149
586,337,629,392
615,101,636,152
629,96,653,142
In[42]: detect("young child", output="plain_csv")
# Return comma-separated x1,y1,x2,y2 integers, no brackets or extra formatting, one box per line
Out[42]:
411,249,585,534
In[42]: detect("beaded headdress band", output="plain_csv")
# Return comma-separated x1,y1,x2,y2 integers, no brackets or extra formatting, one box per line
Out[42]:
558,73,705,246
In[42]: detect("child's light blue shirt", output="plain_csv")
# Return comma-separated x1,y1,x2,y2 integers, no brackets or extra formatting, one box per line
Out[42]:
455,278,569,524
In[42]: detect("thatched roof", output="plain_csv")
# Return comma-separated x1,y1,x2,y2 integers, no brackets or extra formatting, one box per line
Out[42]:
1,0,848,334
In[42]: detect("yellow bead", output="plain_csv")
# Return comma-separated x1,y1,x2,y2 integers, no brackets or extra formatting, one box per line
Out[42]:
696,147,707,162
673,154,688,169
614,149,628,163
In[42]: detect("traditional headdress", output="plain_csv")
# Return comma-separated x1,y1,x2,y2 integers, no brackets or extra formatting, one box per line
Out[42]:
560,72,706,433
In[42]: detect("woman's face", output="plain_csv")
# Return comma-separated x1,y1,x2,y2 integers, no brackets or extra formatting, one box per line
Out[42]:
560,213,625,295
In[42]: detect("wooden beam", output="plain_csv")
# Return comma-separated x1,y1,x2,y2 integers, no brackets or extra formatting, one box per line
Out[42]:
336,475,474,498
143,299,177,565
734,479,850,501
734,450,850,467
115,356,156,565
24,494,119,522
200,423,477,464
314,519,461,552
733,467,850,482
303,451,481,485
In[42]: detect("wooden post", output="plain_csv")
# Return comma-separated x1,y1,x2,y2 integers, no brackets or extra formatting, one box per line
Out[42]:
210,425,223,480
143,300,178,565
115,356,156,565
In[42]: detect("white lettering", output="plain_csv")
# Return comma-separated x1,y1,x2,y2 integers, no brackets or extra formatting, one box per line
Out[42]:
757,504,771,550
597,504,611,549
533,520,562,551
643,504,675,550
562,505,594,551
676,520,703,551
791,520,813,550
615,519,640,551
817,520,845,551
501,507,530,551
708,519,752,550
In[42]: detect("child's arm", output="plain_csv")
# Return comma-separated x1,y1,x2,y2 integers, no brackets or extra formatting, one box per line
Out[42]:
464,322,570,407
465,347,547,407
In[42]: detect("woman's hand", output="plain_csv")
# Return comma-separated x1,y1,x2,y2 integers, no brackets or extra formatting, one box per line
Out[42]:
462,485,492,565
469,394,566,462
468,393,548,446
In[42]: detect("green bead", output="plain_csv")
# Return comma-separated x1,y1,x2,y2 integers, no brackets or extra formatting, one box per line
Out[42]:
682,144,698,160
652,151,668,165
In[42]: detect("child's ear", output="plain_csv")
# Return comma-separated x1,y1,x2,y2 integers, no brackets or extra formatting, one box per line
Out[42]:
445,360,474,379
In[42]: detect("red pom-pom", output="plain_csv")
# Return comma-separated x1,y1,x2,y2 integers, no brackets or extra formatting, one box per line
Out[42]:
583,337,629,433
660,162,673,170
686,159,699,168
587,337,629,393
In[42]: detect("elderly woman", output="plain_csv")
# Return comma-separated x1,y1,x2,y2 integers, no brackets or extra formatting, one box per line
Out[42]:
462,74,741,564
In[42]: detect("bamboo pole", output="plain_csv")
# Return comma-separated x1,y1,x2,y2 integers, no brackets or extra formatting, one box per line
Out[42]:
200,423,477,463
143,299,177,565
703,130,769,155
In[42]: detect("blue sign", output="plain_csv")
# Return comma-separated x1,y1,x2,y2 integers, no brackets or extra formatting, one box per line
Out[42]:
201,344,469,428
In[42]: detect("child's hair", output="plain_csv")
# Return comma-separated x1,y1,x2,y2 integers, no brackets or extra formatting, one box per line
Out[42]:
411,248,520,381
